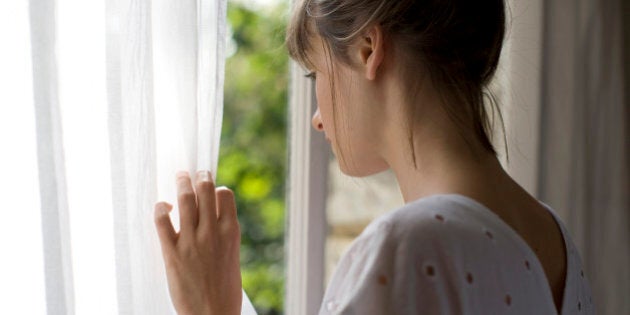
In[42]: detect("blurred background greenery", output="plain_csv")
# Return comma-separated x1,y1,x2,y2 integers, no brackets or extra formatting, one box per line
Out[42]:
218,1,288,314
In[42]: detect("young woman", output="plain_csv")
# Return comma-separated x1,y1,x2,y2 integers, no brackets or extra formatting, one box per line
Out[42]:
154,0,594,314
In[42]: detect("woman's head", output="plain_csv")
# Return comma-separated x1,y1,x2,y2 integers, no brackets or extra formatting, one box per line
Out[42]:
287,0,507,175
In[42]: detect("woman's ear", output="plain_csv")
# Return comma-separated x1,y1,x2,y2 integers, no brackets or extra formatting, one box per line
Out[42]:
357,25,385,81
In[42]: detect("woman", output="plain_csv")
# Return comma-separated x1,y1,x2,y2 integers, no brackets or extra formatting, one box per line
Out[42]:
154,0,594,313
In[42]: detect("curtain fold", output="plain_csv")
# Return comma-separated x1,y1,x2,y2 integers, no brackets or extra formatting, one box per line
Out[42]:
197,0,227,176
106,0,165,313
28,0,75,313
538,0,629,314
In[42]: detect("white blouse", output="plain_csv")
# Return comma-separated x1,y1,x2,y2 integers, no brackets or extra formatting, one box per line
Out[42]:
319,194,595,314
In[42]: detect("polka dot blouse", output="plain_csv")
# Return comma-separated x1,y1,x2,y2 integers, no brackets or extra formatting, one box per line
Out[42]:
319,194,594,314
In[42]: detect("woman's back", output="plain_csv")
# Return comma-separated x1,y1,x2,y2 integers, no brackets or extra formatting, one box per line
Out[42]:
319,194,594,314
461,178,569,312
482,190,568,311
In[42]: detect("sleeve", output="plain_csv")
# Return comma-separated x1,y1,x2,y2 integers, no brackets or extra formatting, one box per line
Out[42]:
319,217,466,315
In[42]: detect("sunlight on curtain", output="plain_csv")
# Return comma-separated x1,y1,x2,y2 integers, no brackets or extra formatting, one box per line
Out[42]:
0,2,47,313
0,0,241,313
57,1,118,313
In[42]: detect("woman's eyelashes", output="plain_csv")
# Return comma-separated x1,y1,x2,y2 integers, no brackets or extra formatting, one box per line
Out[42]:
305,71,316,80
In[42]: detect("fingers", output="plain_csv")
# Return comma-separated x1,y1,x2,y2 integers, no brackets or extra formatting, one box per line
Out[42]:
196,170,218,232
173,170,238,240
216,187,239,235
177,172,198,234
154,202,176,252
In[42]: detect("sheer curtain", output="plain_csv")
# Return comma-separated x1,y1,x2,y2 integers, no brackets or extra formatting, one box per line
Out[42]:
0,0,259,314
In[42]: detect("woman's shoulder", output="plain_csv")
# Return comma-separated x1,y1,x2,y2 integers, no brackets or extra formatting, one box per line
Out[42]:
322,194,560,314
366,193,516,247
344,193,544,286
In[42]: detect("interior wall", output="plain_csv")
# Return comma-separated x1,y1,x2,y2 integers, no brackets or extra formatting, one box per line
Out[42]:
538,0,629,313
494,0,544,197
625,0,629,127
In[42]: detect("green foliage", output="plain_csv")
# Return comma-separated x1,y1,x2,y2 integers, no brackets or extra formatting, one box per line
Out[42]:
218,2,288,314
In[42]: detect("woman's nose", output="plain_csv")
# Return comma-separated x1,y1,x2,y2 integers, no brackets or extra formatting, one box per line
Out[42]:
311,108,324,132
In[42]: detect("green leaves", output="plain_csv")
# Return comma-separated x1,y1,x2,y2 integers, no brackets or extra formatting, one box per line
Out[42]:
218,2,288,314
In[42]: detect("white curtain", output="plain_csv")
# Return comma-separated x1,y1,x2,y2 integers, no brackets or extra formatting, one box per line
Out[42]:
0,0,259,314
538,0,629,314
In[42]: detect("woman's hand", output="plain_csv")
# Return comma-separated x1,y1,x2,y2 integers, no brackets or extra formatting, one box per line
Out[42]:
154,171,242,315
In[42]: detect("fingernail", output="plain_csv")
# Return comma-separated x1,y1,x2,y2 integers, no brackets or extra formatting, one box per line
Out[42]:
197,170,211,182
155,202,170,217
176,171,189,179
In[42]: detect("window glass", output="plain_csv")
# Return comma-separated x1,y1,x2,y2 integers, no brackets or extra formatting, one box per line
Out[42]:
221,1,288,313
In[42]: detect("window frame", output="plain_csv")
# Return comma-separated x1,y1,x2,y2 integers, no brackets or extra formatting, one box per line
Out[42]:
285,60,329,315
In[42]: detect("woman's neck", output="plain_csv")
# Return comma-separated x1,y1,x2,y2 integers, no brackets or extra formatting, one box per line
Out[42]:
382,112,508,204
391,151,507,204
376,70,513,205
